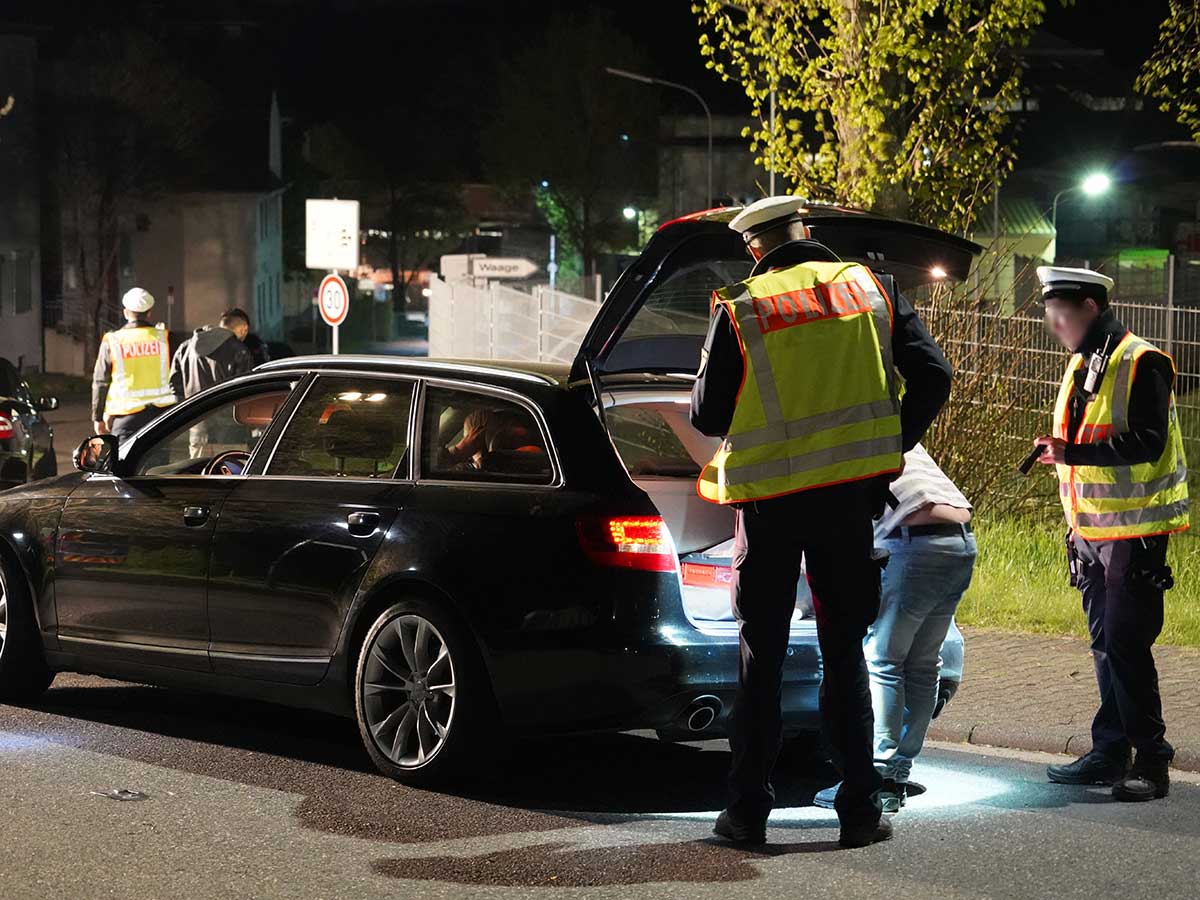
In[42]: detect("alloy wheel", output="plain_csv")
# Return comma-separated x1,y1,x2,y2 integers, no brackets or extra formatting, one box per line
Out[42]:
0,571,7,658
361,614,456,769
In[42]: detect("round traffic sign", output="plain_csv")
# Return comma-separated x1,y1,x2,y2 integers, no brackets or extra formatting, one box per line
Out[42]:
318,273,350,327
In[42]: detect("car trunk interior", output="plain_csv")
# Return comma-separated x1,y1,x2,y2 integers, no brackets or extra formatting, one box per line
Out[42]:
604,393,814,631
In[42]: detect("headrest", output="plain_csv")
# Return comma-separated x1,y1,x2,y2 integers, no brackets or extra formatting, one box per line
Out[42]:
322,408,397,460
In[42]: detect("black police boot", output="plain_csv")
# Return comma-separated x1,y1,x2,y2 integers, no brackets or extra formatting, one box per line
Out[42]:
1112,755,1170,802
713,809,767,846
1047,750,1130,786
839,814,893,849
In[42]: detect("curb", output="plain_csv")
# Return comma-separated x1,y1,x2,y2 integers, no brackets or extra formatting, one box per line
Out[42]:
928,720,1200,773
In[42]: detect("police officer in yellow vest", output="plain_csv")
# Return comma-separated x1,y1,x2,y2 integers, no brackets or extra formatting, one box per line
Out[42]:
1033,266,1186,802
91,288,177,439
692,197,952,848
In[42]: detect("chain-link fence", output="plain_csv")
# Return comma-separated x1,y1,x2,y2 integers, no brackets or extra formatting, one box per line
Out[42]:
916,294,1200,536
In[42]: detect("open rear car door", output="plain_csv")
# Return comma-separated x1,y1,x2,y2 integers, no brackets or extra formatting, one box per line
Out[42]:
569,204,983,383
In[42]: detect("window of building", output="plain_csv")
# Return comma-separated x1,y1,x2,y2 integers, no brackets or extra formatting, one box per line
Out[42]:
14,254,32,314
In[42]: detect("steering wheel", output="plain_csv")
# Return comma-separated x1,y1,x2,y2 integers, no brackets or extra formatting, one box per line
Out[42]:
205,450,251,476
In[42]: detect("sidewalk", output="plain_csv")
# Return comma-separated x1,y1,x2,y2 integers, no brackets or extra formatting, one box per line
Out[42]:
931,626,1200,771
46,396,93,474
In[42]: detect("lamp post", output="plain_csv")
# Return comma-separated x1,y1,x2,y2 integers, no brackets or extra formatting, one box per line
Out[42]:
605,66,713,209
1051,171,1111,233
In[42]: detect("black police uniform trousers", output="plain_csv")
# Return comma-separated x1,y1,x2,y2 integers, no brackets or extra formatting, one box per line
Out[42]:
108,406,167,439
1073,532,1174,764
728,484,883,828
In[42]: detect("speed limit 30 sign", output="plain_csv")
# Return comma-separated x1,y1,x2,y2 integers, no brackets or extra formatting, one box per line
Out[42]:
318,273,350,327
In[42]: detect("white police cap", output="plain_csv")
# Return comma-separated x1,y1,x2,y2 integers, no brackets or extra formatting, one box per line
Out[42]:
122,287,156,313
728,195,808,241
1036,266,1114,299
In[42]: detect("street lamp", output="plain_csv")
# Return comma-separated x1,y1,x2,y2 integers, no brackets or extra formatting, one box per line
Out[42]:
605,66,713,209
1051,171,1112,232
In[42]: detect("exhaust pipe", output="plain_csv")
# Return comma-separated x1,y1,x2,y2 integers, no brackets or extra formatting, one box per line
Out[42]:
684,695,723,733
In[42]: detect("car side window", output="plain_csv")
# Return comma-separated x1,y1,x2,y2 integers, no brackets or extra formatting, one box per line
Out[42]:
267,376,414,479
421,386,553,485
134,388,293,476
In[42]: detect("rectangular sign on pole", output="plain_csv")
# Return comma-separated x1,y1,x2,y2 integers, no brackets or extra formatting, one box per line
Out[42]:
470,257,539,280
305,199,360,271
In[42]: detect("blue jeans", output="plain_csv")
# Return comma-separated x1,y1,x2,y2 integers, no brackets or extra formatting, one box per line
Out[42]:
865,529,977,783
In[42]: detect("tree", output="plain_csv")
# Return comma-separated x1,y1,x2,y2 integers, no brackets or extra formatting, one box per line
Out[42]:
301,122,466,319
1136,1,1200,142
693,0,1055,231
484,11,656,275
44,30,215,356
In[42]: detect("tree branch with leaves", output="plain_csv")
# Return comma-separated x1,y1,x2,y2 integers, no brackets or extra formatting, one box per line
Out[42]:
693,0,1059,231
1137,1,1200,143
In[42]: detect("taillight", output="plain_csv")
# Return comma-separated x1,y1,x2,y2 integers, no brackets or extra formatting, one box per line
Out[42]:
0,415,13,440
577,515,677,572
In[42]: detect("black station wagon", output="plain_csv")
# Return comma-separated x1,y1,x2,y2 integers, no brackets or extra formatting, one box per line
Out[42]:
0,206,979,781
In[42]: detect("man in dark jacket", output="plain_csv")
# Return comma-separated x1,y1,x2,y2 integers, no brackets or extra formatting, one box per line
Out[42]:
170,308,255,402
170,308,255,459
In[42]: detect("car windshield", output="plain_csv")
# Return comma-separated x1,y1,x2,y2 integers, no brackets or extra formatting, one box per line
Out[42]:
0,358,21,398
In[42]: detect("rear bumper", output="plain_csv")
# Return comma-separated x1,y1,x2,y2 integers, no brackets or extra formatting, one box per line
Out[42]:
495,614,965,738
493,623,825,737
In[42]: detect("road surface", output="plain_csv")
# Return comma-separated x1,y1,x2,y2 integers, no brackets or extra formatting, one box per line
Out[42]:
1,673,1197,899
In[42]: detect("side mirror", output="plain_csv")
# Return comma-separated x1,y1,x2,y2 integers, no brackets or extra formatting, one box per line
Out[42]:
37,396,59,412
74,434,119,474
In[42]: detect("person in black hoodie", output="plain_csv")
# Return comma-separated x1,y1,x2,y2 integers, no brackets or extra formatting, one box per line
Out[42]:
170,308,255,402
170,308,256,458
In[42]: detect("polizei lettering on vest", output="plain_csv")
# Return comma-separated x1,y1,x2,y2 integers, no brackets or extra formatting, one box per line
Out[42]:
119,339,164,360
751,280,873,334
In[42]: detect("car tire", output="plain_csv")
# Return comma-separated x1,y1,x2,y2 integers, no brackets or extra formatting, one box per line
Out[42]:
0,557,54,702
354,598,494,785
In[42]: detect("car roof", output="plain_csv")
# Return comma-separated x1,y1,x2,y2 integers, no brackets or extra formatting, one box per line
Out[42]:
256,354,572,389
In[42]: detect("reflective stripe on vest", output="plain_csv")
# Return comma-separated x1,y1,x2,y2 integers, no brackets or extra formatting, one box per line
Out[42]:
1051,330,1189,541
104,325,176,417
697,260,902,505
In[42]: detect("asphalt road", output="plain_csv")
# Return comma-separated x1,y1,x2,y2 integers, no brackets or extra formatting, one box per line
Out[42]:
1,674,1198,900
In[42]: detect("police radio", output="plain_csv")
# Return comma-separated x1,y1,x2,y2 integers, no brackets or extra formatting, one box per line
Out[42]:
1082,333,1114,397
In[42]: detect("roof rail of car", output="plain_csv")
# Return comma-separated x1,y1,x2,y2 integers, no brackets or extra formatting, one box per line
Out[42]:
256,354,564,386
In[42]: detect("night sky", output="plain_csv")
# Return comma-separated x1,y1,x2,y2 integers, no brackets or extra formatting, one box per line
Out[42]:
1,0,1181,182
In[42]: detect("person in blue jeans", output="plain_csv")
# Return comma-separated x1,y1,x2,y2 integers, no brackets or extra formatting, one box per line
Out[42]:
816,445,976,813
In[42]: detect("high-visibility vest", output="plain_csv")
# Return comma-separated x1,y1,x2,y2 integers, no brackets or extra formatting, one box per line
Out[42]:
697,260,902,505
1052,330,1189,541
103,324,176,417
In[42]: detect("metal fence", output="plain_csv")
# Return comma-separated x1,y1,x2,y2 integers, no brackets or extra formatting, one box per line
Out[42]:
915,295,1200,532
428,278,600,365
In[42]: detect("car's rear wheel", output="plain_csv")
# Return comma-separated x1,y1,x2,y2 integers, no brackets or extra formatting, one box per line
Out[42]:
0,558,54,702
354,598,491,784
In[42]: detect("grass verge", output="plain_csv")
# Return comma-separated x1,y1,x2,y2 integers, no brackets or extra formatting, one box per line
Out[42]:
958,517,1200,648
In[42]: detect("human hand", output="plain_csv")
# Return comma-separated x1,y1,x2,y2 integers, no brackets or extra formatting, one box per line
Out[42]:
1033,435,1067,465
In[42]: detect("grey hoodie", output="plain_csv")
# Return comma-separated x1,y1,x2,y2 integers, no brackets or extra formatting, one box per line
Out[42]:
169,325,254,401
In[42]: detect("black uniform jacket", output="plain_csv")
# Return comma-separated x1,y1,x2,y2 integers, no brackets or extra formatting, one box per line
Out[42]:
689,255,952,455
1062,311,1174,468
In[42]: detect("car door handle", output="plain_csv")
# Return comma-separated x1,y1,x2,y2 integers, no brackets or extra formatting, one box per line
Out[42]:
347,511,380,537
182,505,211,527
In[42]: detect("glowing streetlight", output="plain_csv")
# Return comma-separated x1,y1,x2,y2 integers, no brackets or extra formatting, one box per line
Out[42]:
1081,172,1111,196
622,206,638,221
1052,171,1112,233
